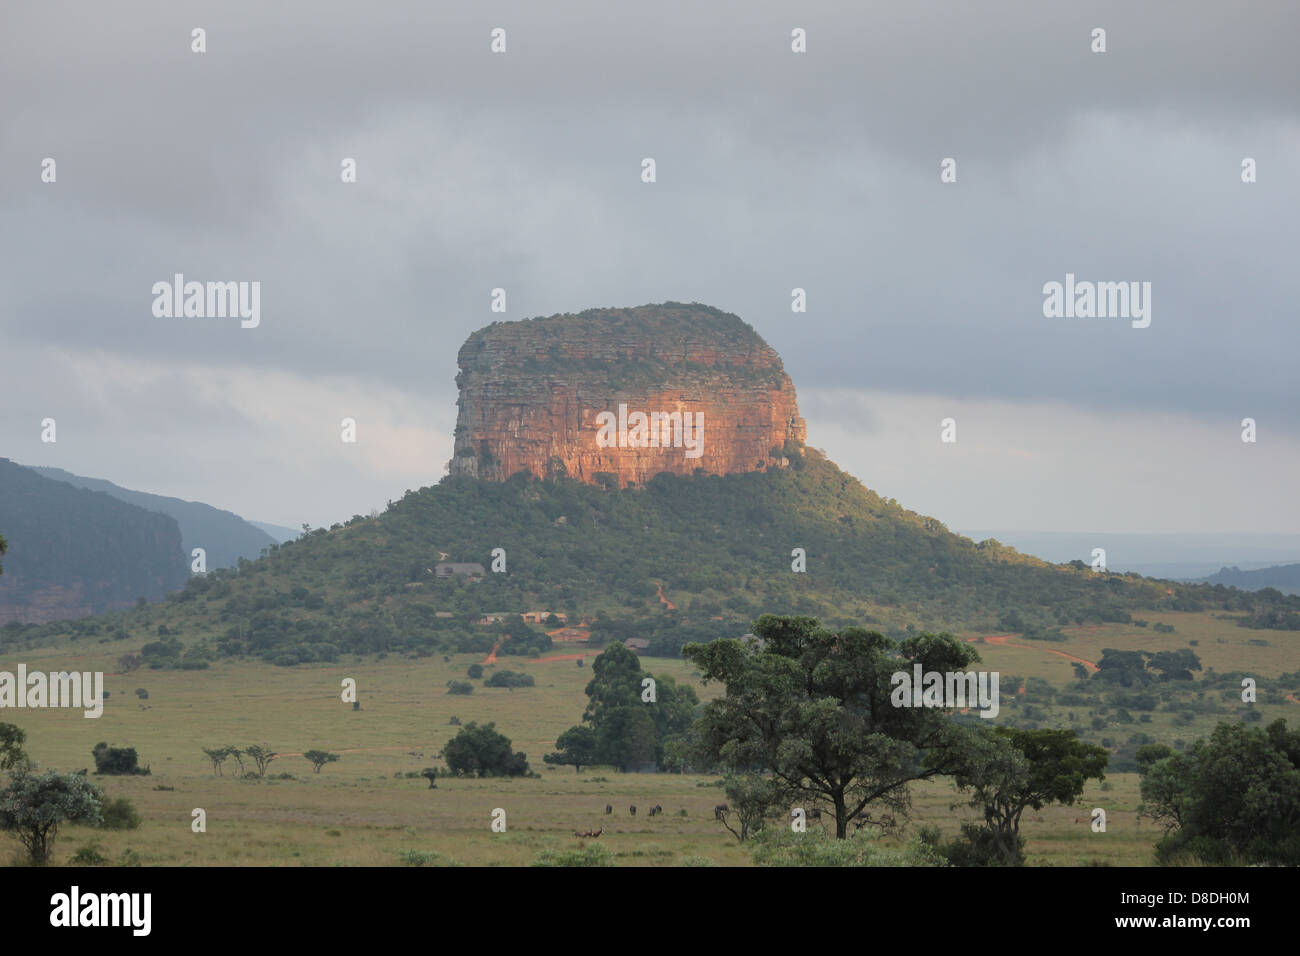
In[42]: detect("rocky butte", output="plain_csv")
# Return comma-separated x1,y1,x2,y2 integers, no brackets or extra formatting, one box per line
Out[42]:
447,303,807,486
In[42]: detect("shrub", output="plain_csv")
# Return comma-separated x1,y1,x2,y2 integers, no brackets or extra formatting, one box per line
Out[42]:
467,663,484,679
398,848,463,867
98,797,141,830
749,827,946,867
484,670,535,688
531,845,616,867
92,743,149,776
939,822,1024,867
71,841,109,865
446,680,474,695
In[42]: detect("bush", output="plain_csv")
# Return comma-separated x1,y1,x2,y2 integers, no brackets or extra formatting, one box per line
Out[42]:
531,845,616,867
939,822,1024,867
98,797,141,830
134,688,148,700
484,670,535,688
71,841,109,865
398,848,463,867
446,680,474,695
749,827,946,867
92,743,149,776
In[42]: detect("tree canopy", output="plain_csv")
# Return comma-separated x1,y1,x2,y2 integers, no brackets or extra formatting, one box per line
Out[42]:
683,614,983,838
441,721,530,778
0,769,105,865
1139,718,1300,865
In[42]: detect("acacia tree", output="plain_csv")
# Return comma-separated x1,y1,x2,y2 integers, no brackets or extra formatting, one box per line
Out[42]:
303,750,340,774
226,747,246,775
954,727,1108,865
0,769,104,865
202,746,230,776
683,615,982,838
715,773,783,843
244,745,277,777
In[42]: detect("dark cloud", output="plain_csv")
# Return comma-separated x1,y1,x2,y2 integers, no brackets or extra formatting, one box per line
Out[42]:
1,0,1295,525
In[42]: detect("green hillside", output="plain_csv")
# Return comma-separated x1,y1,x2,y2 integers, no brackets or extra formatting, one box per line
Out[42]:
5,448,1294,661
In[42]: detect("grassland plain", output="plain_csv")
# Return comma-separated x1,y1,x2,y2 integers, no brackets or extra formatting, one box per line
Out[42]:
1,610,1295,866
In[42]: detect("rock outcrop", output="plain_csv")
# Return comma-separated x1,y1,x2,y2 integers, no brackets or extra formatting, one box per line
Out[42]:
447,303,806,486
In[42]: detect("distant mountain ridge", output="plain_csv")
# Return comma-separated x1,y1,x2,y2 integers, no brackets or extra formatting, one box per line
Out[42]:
250,521,300,544
1202,564,1300,596
27,465,277,570
0,459,188,623
960,530,1300,580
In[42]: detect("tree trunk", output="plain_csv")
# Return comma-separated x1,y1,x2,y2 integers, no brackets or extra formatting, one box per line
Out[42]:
833,794,849,838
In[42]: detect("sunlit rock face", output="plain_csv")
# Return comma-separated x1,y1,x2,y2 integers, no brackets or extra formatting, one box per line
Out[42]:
447,303,806,486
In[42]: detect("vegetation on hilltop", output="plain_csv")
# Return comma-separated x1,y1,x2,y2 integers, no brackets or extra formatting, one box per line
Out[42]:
3,451,1296,664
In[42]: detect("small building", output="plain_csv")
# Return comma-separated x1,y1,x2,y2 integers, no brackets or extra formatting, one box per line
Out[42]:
624,637,651,653
435,562,486,580
522,610,567,625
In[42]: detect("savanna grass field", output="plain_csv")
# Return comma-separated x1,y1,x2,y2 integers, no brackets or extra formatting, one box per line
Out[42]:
5,609,1293,867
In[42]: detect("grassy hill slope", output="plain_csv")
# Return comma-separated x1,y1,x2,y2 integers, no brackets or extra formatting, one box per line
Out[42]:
6,449,1294,662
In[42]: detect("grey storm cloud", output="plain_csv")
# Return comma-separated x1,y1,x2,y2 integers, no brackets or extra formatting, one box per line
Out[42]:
0,0,1296,526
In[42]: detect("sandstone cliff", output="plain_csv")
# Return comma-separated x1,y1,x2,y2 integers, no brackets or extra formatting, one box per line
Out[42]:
447,303,806,486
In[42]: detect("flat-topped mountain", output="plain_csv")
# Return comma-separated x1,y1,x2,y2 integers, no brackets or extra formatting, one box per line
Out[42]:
447,303,807,485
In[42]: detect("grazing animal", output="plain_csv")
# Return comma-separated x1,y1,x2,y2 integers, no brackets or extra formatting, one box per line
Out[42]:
714,803,730,820
648,804,663,817
574,828,605,838
629,804,637,816
605,804,612,814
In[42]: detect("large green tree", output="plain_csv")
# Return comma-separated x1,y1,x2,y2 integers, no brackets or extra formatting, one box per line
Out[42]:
683,615,982,838
0,769,105,865
441,721,530,778
954,727,1108,865
1139,718,1300,865
580,642,697,770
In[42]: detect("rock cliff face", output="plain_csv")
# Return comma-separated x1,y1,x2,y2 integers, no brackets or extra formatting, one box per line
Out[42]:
447,303,807,486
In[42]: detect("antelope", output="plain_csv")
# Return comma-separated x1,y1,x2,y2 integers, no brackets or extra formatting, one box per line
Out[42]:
605,804,613,814
629,804,637,816
648,804,663,817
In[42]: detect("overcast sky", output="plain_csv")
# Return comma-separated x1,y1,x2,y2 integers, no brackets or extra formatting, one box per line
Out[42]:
2,1,1296,535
